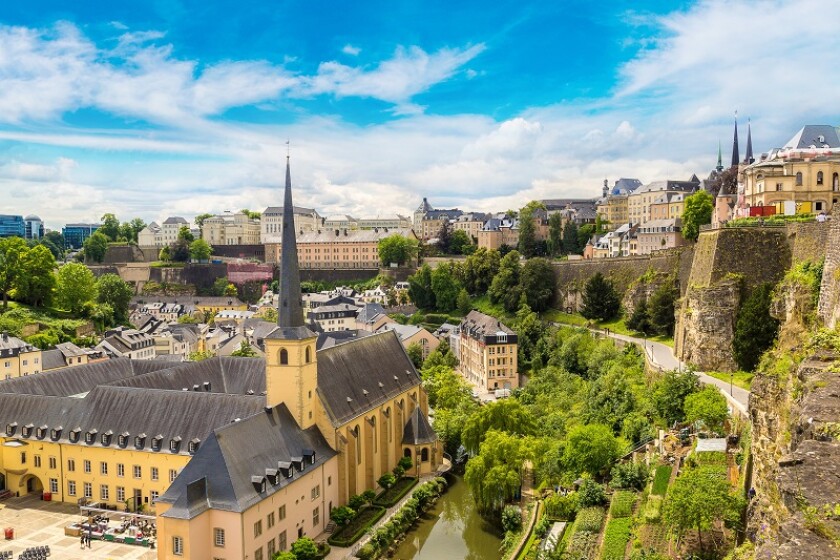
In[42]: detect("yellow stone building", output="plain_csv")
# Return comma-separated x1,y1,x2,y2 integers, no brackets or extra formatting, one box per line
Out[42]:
0,159,440,560
0,334,42,379
457,310,519,391
742,125,840,214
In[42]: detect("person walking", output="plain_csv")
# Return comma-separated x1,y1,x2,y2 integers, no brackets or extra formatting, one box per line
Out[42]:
80,534,85,550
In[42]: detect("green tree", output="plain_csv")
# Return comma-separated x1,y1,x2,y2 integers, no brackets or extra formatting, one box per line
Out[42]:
273,551,297,560
240,208,261,220
626,298,652,334
211,277,230,296
520,257,556,312
99,213,120,241
170,239,191,262
648,281,677,336
733,283,779,372
83,232,110,263
547,213,563,257
684,386,729,433
378,234,419,266
377,472,396,490
681,190,714,241
44,231,65,255
407,264,435,309
194,213,214,228
664,466,740,547
39,237,63,261
462,248,501,295
464,430,536,512
158,246,171,262
437,219,452,254
422,346,459,371
56,263,98,314
96,274,134,323
652,370,700,425
330,505,356,526
488,250,523,313
517,203,540,258
290,536,319,560
189,239,213,262
562,221,580,255
224,283,238,297
581,272,620,321
515,303,545,367
462,398,536,453
17,244,56,307
406,342,424,369
563,423,622,477
456,288,471,315
0,236,27,308
128,218,146,242
431,264,461,312
449,229,471,255
230,341,258,357
177,225,195,243
189,350,213,361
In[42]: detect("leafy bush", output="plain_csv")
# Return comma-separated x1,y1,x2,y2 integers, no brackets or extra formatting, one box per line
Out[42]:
374,477,418,507
601,517,632,560
502,505,523,533
578,479,607,508
610,462,650,491
644,495,663,523
355,543,376,560
575,507,605,534
330,506,356,526
733,283,780,372
327,506,387,547
545,492,579,521
651,466,672,496
609,491,637,519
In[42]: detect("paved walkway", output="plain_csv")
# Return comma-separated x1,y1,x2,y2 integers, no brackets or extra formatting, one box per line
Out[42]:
0,495,155,560
555,324,750,415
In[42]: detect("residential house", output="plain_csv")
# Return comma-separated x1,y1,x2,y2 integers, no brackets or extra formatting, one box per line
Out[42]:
137,217,189,248
420,209,463,241
0,333,42,379
458,310,519,391
40,342,107,373
96,327,156,360
628,177,699,225
375,323,440,361
637,218,687,254
451,212,490,242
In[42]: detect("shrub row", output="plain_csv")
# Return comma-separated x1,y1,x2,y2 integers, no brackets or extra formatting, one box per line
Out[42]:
544,492,579,521
600,517,631,560
608,491,637,519
327,506,387,547
355,477,447,560
373,476,418,507
651,466,672,496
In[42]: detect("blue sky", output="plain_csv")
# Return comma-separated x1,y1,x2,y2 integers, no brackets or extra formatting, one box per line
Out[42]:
0,0,838,228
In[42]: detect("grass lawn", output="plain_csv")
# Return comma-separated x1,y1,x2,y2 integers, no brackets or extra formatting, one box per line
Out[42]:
600,517,632,560
704,370,754,390
549,313,675,348
651,466,672,496
470,296,515,323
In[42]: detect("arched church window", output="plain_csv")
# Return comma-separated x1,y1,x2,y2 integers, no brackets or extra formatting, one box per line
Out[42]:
421,448,429,462
279,348,288,365
403,448,412,459
833,173,839,190
817,171,824,185
795,172,803,186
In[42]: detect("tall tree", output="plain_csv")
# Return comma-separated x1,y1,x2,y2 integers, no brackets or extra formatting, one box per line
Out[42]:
18,245,56,307
488,250,523,312
56,263,98,314
189,239,213,262
648,280,677,336
83,232,109,263
517,205,538,258
562,221,580,255
462,248,501,295
194,213,214,228
652,370,700,425
581,272,620,321
684,386,729,433
431,264,461,312
520,257,556,312
96,274,134,323
99,213,120,241
407,264,435,309
664,466,741,547
733,282,779,371
681,190,714,241
437,219,452,254
378,234,419,266
626,298,652,334
177,225,194,243
0,236,28,309
563,423,622,477
449,230,471,255
547,213,563,257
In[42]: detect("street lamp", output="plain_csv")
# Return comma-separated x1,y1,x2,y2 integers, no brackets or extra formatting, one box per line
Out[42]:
730,372,734,396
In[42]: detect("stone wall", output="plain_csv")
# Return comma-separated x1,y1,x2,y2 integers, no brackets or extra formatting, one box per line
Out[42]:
553,247,692,312
785,221,829,265
674,278,742,371
210,244,265,261
299,268,380,284
818,218,840,329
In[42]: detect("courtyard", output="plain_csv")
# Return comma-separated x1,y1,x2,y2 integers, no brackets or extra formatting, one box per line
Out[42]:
0,495,155,560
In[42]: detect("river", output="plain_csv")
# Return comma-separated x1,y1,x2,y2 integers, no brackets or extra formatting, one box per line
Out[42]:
388,475,503,560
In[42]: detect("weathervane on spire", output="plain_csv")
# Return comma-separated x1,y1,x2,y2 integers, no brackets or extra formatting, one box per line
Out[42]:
286,139,290,158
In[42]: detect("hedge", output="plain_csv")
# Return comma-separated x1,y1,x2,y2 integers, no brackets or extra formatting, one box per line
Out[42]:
600,517,632,560
373,476,419,507
328,506,387,547
651,466,672,496
608,491,636,519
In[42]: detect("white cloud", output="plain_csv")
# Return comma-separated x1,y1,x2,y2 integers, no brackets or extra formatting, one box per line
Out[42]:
341,44,361,56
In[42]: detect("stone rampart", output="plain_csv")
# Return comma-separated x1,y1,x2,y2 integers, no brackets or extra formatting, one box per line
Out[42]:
818,218,840,329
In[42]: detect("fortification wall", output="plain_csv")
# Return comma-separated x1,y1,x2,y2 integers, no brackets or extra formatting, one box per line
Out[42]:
785,221,829,265
818,218,840,329
687,228,791,290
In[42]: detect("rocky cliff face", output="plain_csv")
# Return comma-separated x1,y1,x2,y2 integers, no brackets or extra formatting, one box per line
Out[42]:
675,278,741,371
748,275,840,558
818,218,840,330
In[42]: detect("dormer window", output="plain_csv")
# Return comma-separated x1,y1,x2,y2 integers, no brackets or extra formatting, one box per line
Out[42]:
5,422,17,436
118,432,129,448
278,461,293,479
266,468,279,486
151,435,163,452
169,436,182,453
69,428,81,443
101,430,113,446
303,449,316,465
134,434,146,449
291,456,304,472
36,426,47,439
22,424,34,438
251,476,267,494
50,427,62,440
188,438,200,454
85,430,97,444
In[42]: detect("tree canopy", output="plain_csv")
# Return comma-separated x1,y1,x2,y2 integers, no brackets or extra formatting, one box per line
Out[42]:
684,386,729,433
83,232,109,263
488,250,523,312
189,239,213,262
520,257,556,312
378,234,419,266
681,190,715,241
96,274,134,324
56,263,98,314
581,272,620,321
732,282,779,371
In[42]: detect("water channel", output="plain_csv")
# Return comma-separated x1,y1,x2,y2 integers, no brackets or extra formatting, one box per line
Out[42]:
388,475,502,560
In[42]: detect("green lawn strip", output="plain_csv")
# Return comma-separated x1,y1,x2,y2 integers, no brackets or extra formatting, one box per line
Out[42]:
327,505,387,547
651,466,672,496
373,476,418,507
703,370,754,390
600,517,632,560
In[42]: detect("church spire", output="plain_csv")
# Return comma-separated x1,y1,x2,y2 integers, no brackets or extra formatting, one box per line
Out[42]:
731,112,740,167
716,140,724,172
275,154,311,337
744,119,754,164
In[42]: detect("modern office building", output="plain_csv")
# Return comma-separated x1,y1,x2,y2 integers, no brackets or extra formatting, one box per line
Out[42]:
62,223,100,249
0,215,25,238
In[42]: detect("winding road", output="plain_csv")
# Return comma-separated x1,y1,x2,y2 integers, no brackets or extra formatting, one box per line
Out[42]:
554,325,751,415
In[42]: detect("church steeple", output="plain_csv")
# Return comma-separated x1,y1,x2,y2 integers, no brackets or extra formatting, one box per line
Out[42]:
731,113,740,167
744,119,754,164
716,140,724,172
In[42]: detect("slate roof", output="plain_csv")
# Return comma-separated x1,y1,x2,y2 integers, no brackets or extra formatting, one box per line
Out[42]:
402,407,437,445
162,217,188,225
783,125,840,149
460,310,515,336
315,331,421,426
376,323,424,341
0,358,168,396
315,330,372,351
262,206,317,216
109,357,266,395
40,350,67,371
0,334,37,355
131,296,246,308
355,303,387,325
